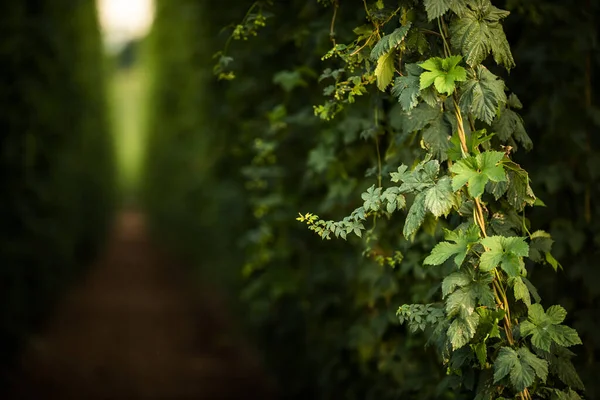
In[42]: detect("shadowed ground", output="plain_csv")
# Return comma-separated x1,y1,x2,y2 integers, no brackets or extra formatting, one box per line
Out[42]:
5,210,275,399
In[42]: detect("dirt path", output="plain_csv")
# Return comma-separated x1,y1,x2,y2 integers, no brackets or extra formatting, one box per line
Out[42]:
6,211,275,399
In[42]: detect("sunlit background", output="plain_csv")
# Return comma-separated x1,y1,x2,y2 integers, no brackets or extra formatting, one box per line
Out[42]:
96,0,155,199
97,0,154,52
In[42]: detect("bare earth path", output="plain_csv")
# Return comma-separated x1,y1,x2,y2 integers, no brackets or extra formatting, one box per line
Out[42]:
6,211,275,399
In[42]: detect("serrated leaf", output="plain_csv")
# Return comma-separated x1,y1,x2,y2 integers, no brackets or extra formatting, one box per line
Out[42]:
449,0,514,70
450,151,506,198
448,312,479,350
426,224,480,268
503,161,536,211
553,389,583,400
375,50,395,91
422,113,452,160
528,230,554,263
479,236,528,276
520,304,582,352
392,74,421,111
419,56,467,95
403,191,427,238
424,176,454,217
459,66,507,124
370,24,412,60
513,277,531,306
423,0,453,20
492,107,532,151
398,102,442,134
405,29,429,55
441,270,471,298
494,346,547,392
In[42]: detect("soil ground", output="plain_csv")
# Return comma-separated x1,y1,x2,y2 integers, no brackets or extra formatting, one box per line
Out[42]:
5,210,276,399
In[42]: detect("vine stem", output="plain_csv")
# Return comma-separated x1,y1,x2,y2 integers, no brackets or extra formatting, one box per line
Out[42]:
451,70,532,400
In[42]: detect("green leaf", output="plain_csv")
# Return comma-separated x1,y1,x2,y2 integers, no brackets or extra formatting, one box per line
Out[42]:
422,112,452,160
441,270,472,297
520,304,582,352
459,66,507,124
513,277,531,306
503,161,536,211
450,151,506,198
552,389,583,400
528,230,554,263
448,312,479,350
424,176,454,217
446,272,495,317
479,236,528,277
425,224,480,268
492,106,533,151
403,191,427,238
405,29,429,55
396,102,441,134
419,56,467,95
375,50,395,91
449,0,514,70
370,24,412,60
473,342,487,368
494,346,548,392
361,185,382,212
392,74,420,111
423,0,453,20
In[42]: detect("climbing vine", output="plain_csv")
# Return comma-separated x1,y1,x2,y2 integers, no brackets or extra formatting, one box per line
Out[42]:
215,1,586,399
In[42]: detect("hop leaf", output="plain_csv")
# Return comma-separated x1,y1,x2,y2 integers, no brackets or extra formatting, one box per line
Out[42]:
450,151,507,198
370,24,412,60
520,304,582,352
391,64,421,111
459,66,507,124
494,346,548,392
419,55,467,95
479,235,529,277
375,50,395,91
449,0,515,70
423,0,468,20
424,224,480,267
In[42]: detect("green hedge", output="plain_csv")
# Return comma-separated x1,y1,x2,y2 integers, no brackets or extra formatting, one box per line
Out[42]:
0,0,115,367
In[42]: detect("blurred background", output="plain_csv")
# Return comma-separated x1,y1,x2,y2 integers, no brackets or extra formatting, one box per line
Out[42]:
0,0,598,399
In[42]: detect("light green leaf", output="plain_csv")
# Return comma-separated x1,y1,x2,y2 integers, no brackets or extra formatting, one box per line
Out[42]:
479,236,528,276
375,50,395,91
450,151,506,198
425,224,480,268
419,56,467,95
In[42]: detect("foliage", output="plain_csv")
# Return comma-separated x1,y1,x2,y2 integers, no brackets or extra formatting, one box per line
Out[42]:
0,0,115,372
146,0,599,398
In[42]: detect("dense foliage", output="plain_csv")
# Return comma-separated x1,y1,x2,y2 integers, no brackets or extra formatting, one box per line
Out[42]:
144,0,599,399
0,0,115,372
